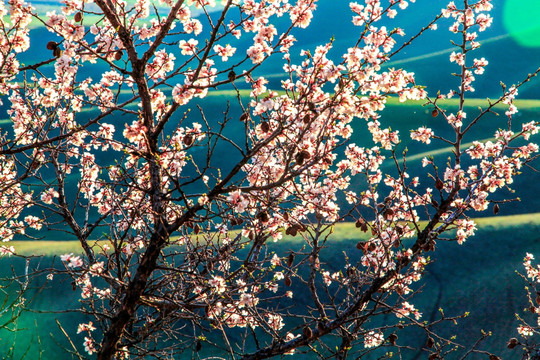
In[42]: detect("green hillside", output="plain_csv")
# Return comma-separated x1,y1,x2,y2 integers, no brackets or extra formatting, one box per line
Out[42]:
3,213,540,358
7,93,540,241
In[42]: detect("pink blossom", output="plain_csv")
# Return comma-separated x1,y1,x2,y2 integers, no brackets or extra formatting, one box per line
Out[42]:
364,331,384,348
184,19,203,35
517,325,534,337
270,254,281,266
209,276,226,294
61,253,84,268
83,337,96,355
0,246,15,257
266,313,284,330
41,188,59,205
179,39,198,55
410,127,434,144
213,44,236,61
77,322,96,334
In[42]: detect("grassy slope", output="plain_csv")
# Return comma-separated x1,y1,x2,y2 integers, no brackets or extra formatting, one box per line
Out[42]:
8,90,538,241
418,214,540,359
5,213,540,359
10,212,540,254
274,213,540,359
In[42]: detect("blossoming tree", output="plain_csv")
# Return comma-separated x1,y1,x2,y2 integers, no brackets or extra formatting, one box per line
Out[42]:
0,0,539,358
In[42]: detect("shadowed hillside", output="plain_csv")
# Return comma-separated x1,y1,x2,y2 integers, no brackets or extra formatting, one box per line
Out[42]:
3,213,540,359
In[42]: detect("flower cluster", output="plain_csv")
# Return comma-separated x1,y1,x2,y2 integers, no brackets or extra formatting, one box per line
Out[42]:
364,330,384,348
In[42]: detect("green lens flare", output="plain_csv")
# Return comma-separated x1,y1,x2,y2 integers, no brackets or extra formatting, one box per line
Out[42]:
503,0,540,47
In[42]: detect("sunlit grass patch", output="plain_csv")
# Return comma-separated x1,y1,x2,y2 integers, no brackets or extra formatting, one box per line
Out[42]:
10,212,540,255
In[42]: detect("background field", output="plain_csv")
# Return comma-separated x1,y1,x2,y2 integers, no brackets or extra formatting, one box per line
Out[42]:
0,0,539,358
1,213,539,359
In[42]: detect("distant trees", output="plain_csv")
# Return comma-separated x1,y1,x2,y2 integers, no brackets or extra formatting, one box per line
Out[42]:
0,0,539,358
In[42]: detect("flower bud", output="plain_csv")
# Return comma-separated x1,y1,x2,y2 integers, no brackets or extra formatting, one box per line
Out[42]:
257,211,269,223
240,112,250,122
287,253,295,267
355,219,368,232
384,208,394,219
507,337,518,349
53,47,62,58
435,178,444,190
46,41,58,50
286,226,297,237
183,134,194,146
284,275,292,287
295,153,305,166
